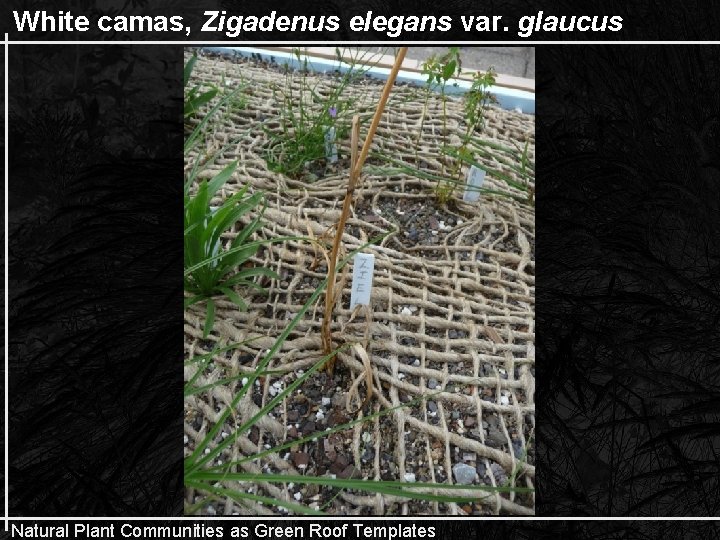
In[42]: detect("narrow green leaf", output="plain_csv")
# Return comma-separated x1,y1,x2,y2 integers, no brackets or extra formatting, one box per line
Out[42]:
203,298,215,338
206,161,238,200
219,286,248,311
184,53,197,88
187,480,325,516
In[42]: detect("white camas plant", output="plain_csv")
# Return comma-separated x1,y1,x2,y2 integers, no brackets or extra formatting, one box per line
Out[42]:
184,160,278,338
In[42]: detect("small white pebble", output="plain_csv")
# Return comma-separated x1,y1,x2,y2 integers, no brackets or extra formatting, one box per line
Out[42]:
294,492,302,501
413,359,420,367
315,410,325,420
241,377,248,386
221,431,229,439
439,220,446,229
204,448,211,455
183,435,189,445
457,219,464,225
288,482,294,489
404,473,416,483
321,397,331,406
376,208,382,215
431,230,438,236
206,505,216,515
269,386,278,396
400,307,412,316
398,373,406,380
500,395,510,406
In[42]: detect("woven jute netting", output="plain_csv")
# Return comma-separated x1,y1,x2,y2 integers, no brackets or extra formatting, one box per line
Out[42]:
184,49,535,516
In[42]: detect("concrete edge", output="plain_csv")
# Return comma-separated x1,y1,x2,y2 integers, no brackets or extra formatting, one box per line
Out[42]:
200,46,536,114
262,46,536,93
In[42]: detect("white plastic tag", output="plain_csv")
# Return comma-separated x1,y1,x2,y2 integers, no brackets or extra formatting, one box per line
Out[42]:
324,127,338,163
350,253,375,309
463,166,485,202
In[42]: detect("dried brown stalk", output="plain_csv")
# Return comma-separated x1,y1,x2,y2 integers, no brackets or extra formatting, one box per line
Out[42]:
321,47,408,375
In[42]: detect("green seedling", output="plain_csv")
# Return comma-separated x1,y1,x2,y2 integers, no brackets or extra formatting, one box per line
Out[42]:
439,69,497,203
263,47,387,179
415,48,462,172
184,52,218,119
184,161,278,338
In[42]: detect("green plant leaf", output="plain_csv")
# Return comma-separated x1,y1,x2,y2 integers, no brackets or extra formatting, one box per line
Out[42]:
188,472,533,497
218,286,248,311
184,295,205,309
203,298,215,338
184,53,197,88
442,60,457,81
206,161,239,200
186,480,325,516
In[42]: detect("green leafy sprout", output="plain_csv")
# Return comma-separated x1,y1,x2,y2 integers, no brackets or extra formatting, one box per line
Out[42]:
184,161,278,338
264,47,389,179
437,68,498,204
184,52,219,119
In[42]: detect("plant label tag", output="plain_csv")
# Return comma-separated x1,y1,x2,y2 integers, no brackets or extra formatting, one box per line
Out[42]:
463,165,485,202
325,127,338,163
350,253,375,309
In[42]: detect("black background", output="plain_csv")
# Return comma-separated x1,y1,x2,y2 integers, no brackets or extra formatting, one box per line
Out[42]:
1,1,720,41
7,45,183,516
536,46,720,516
6,520,720,538
2,0,720,528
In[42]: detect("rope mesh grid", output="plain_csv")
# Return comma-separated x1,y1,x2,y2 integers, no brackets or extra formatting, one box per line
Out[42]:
184,50,535,516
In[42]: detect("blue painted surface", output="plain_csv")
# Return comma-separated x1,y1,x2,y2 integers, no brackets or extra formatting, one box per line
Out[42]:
201,46,535,115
